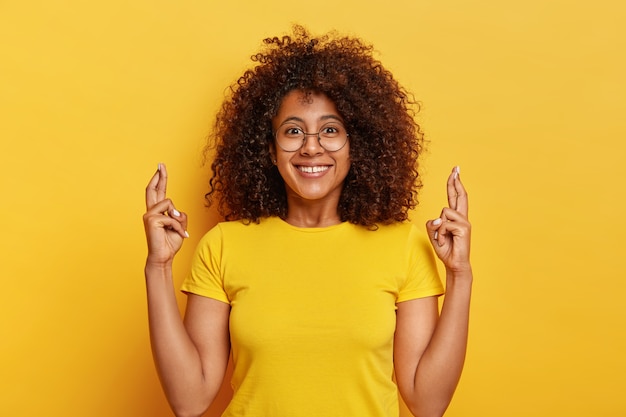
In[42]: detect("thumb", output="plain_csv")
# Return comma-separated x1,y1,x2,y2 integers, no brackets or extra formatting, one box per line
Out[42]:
426,217,444,247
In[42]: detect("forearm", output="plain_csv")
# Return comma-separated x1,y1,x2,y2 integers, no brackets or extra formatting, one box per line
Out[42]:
145,263,214,417
410,269,472,417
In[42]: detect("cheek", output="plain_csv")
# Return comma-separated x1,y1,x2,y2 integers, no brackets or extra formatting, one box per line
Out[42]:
275,152,291,167
338,150,351,173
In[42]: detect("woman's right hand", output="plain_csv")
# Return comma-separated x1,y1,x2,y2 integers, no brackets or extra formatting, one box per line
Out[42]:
143,163,189,266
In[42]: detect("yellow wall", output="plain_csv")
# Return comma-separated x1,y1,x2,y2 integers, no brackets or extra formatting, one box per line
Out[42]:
1,1,624,415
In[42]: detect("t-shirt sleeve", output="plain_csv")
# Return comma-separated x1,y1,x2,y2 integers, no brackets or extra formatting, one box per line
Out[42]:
180,224,230,304
397,224,445,303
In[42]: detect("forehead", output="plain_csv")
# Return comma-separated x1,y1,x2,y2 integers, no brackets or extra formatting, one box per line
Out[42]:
274,90,340,123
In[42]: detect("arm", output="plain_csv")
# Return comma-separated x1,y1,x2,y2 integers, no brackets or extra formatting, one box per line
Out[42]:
144,164,230,417
394,166,472,417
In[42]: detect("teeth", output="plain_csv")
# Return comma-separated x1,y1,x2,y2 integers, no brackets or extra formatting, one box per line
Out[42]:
298,165,329,173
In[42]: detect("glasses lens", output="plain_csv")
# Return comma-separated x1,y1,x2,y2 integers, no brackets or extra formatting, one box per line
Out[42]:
318,123,348,151
275,123,348,152
276,124,305,152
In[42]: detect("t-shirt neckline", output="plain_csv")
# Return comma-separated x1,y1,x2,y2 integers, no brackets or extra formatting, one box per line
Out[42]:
268,216,350,233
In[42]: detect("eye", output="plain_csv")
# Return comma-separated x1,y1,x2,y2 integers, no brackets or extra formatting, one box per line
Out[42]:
320,125,341,137
282,126,304,137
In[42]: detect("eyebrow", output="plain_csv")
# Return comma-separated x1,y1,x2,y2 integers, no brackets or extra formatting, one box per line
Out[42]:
279,115,344,125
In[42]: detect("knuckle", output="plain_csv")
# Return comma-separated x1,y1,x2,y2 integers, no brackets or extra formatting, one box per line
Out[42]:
143,211,158,221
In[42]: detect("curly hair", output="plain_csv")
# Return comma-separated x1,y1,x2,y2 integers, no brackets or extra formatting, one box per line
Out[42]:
205,25,424,228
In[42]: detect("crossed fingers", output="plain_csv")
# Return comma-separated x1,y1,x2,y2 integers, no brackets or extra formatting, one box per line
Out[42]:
146,163,168,211
144,163,189,240
430,166,470,248
446,166,468,216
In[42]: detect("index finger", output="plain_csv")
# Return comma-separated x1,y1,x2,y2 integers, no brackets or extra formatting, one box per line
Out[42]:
145,163,168,210
446,167,458,210
452,166,469,216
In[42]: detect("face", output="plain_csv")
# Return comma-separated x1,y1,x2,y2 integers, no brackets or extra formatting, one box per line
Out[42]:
271,90,351,208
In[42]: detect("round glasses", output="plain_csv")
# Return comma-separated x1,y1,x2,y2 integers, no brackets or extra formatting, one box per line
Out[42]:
274,122,349,152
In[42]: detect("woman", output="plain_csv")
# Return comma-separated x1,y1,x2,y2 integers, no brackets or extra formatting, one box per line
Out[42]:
143,26,472,417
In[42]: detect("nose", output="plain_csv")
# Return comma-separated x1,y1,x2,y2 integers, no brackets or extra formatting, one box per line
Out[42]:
300,132,324,155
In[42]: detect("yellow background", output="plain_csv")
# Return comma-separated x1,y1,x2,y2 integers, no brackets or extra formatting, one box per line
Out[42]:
1,1,624,416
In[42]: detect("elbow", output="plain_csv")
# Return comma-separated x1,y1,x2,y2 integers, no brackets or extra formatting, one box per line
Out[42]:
405,397,451,417
402,380,456,417
407,404,448,417
169,398,211,417
408,407,447,417
164,377,223,417
172,406,208,417
165,381,220,417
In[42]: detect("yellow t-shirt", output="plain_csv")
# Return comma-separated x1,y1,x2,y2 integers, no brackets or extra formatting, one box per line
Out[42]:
181,216,443,417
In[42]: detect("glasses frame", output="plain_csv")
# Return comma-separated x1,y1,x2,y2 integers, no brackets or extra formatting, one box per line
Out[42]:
273,122,350,153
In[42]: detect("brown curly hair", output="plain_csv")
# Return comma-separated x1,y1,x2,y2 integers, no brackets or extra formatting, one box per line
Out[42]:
205,25,424,228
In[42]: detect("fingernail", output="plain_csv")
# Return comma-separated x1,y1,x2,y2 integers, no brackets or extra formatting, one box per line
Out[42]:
184,231,190,238
454,166,460,179
172,209,181,217
158,163,161,171
433,218,442,226
434,231,439,240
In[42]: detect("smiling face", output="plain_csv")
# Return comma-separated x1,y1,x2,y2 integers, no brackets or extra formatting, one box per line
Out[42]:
271,90,351,219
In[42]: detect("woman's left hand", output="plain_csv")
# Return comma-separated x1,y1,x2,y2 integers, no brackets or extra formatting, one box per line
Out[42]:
426,166,472,273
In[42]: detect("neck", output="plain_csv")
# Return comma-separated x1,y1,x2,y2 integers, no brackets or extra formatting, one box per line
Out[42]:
284,199,342,228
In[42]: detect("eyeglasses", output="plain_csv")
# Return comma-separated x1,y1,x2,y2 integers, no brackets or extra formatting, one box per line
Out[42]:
274,122,349,152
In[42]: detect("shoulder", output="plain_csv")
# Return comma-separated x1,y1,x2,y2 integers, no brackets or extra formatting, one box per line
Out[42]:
367,221,427,241
337,222,429,256
374,223,435,262
197,217,278,244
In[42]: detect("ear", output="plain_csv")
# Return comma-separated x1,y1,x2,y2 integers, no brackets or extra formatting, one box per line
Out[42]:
269,143,277,165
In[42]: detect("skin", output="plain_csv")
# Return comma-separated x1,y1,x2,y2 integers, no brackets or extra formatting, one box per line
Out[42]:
395,166,472,417
270,90,351,228
144,164,230,417
143,95,472,417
